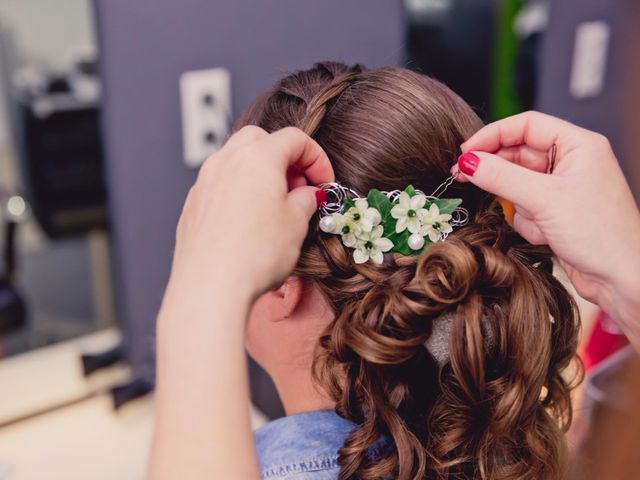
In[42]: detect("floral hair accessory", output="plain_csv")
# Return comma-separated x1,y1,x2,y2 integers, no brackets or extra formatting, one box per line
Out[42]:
317,175,469,265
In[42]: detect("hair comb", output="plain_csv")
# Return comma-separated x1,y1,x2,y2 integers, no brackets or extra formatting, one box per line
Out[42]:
316,174,469,264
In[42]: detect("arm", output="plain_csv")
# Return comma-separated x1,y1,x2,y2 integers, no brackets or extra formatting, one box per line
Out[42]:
151,275,258,479
596,253,640,351
147,126,334,479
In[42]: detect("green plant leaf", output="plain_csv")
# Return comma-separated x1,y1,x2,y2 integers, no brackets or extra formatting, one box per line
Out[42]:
404,185,417,197
389,230,410,255
367,189,392,219
382,219,397,238
342,196,356,214
432,198,463,215
366,189,397,237
390,231,436,256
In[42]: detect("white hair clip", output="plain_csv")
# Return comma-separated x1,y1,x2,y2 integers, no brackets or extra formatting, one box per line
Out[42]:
317,174,469,264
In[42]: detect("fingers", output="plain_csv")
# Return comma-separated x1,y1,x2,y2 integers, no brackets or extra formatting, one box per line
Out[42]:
451,144,549,183
286,186,320,233
286,166,310,190
493,145,550,173
222,125,268,152
257,127,335,185
461,111,586,155
455,151,553,214
196,126,269,183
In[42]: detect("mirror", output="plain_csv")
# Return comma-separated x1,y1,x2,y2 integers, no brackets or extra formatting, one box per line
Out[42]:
0,1,113,361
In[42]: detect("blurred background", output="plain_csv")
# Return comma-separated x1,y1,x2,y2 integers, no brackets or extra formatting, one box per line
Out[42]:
0,1,637,479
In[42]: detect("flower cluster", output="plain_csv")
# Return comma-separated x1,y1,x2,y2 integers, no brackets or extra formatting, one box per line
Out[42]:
390,192,453,249
319,198,393,264
319,186,462,265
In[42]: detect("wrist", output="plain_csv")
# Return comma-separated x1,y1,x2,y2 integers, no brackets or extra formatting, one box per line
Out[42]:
170,256,255,299
159,262,255,330
598,250,640,333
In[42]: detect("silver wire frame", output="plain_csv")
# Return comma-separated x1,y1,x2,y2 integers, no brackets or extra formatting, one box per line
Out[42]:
318,174,469,230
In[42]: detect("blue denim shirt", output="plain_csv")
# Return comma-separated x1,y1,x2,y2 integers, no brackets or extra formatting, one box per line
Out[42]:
254,409,354,479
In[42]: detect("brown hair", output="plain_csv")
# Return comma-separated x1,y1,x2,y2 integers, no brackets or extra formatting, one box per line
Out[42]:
237,62,582,480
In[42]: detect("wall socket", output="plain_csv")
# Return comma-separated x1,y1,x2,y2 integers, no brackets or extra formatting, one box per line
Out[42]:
179,67,231,168
570,21,610,100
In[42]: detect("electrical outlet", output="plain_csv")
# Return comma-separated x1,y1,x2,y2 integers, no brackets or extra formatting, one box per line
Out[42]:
570,21,610,100
180,67,231,168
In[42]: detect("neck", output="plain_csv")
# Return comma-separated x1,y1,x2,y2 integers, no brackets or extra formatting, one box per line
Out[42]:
270,364,335,416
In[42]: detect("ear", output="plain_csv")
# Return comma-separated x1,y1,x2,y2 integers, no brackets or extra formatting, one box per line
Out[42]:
273,275,304,321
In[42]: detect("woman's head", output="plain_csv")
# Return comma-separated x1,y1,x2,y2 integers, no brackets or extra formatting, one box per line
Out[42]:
239,62,488,208
241,62,581,480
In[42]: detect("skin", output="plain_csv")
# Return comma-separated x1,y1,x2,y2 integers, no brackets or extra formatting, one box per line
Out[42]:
453,111,640,352
148,126,334,480
245,276,335,415
148,113,640,479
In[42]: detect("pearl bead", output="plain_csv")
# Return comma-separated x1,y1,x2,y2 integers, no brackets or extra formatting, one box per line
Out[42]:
319,216,337,233
408,233,425,251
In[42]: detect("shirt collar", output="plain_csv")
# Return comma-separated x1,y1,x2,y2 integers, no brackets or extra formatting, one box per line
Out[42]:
254,409,355,475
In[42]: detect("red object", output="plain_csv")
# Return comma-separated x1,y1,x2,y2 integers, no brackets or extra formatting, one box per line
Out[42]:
580,309,629,371
315,189,328,208
457,152,480,176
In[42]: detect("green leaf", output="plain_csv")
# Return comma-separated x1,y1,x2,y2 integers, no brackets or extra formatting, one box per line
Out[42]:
381,221,397,238
367,189,392,219
389,230,410,255
392,231,421,256
366,189,397,236
382,219,397,238
404,185,417,197
432,198,463,215
390,231,435,256
342,196,356,214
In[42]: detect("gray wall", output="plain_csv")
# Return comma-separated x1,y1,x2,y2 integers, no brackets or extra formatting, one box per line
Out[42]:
95,0,405,410
537,0,640,201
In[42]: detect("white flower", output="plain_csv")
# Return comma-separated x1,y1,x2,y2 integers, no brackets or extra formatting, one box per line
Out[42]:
318,213,357,246
342,230,358,247
318,199,383,248
419,203,453,243
353,225,394,265
344,198,382,234
390,192,428,234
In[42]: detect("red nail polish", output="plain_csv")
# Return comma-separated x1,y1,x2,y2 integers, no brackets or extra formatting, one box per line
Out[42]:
457,152,480,176
315,189,328,208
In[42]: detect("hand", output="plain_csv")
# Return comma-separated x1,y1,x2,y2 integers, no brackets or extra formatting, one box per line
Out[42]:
170,126,334,301
452,111,640,334
149,127,333,480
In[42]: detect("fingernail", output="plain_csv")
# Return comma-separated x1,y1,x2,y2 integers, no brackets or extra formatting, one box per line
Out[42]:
315,189,328,208
457,152,480,176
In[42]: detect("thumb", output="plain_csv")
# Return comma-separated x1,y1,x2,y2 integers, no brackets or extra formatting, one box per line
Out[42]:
286,185,320,225
456,151,551,213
